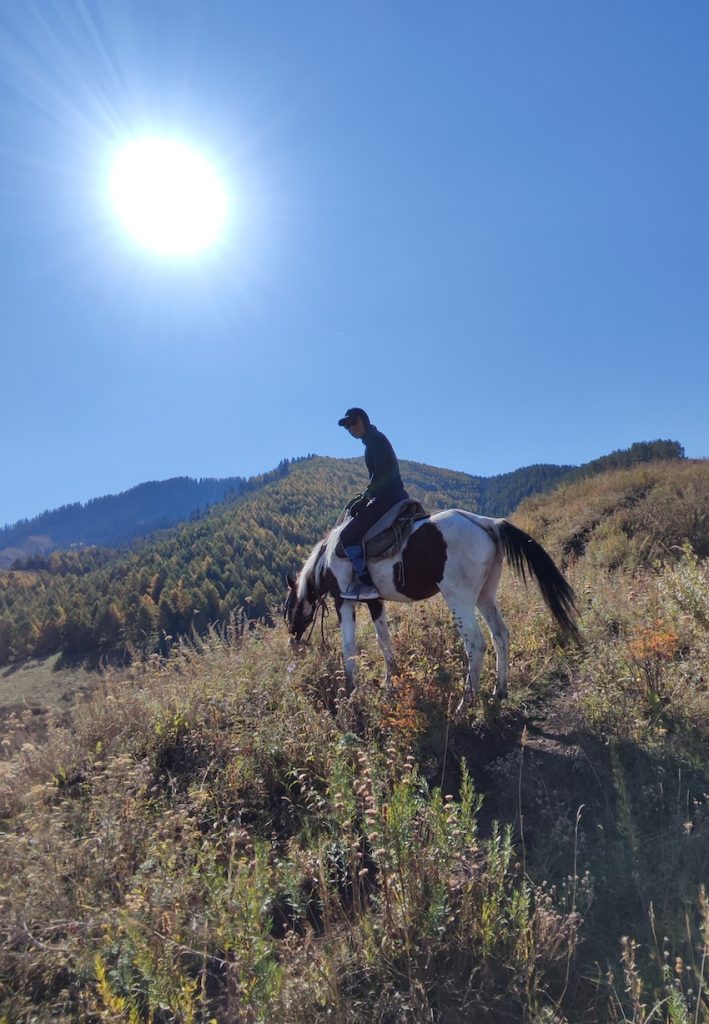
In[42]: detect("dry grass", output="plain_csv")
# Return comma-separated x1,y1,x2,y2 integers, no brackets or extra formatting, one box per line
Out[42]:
1,461,708,1023
0,624,584,1023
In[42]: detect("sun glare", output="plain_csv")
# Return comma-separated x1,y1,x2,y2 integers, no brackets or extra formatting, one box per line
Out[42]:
109,138,229,256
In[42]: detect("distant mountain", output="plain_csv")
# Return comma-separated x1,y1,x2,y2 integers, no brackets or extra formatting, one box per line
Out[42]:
476,439,686,516
0,440,690,665
0,460,307,569
0,440,685,569
476,464,573,517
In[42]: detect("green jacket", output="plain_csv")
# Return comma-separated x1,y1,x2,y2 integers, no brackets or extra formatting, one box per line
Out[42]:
361,425,405,499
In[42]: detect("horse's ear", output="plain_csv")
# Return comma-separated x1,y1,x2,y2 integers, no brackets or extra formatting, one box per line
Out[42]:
286,572,296,589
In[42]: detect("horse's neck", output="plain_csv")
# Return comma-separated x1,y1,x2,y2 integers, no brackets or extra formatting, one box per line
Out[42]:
312,542,329,597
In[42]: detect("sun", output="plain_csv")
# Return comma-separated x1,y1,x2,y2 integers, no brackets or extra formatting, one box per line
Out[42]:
109,137,229,256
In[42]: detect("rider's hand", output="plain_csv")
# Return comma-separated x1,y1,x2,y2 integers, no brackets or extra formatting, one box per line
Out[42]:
350,497,368,517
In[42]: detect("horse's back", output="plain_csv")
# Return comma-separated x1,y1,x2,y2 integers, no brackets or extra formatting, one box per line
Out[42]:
429,508,499,539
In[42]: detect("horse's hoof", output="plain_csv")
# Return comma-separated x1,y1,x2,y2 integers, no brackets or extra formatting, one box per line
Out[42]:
494,689,508,701
455,692,476,716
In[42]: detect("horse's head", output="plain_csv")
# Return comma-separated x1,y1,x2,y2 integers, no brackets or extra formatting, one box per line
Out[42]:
283,572,317,644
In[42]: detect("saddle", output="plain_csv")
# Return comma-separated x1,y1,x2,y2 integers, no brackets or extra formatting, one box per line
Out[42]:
335,499,429,562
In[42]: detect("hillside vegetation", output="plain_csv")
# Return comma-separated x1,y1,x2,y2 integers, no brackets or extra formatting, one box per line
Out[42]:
0,443,688,667
0,459,707,1022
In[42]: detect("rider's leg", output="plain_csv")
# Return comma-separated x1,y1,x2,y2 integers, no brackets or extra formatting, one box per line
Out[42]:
344,544,376,587
339,498,386,600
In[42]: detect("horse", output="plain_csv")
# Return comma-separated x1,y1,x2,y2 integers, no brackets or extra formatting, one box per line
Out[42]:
284,508,579,713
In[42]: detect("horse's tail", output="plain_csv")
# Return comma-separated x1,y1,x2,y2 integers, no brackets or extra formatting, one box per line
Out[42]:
496,519,580,642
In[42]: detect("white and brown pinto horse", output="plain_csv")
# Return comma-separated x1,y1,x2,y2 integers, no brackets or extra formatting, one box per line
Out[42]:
284,510,579,713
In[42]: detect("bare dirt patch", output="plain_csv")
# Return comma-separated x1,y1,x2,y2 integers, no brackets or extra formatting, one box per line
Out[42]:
437,679,616,872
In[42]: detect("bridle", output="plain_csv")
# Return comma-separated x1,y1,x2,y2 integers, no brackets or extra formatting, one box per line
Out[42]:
303,594,330,647
283,591,330,648
284,552,331,649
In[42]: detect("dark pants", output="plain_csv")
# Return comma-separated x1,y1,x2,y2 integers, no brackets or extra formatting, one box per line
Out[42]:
340,486,409,548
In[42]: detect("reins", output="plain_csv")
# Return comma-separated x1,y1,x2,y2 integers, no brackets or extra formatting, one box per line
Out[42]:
303,595,330,648
305,544,331,648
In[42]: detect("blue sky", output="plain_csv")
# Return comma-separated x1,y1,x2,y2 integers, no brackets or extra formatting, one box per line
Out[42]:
1,1,707,527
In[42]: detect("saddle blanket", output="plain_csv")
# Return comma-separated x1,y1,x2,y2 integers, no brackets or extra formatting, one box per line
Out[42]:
335,499,428,562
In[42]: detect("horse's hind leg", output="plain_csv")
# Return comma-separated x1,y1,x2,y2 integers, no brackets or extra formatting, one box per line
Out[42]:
477,598,509,699
458,610,487,713
477,557,510,699
368,600,397,694
439,588,487,714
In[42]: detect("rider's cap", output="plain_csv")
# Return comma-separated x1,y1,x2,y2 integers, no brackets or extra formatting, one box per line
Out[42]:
338,407,370,428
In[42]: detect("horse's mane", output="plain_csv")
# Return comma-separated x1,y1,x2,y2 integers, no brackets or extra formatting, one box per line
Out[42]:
297,537,327,601
297,524,346,601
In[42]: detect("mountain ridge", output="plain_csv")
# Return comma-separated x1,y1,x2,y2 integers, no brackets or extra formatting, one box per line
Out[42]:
0,439,684,568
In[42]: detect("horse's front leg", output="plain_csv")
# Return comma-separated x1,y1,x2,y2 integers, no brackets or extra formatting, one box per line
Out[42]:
368,600,397,695
339,600,358,694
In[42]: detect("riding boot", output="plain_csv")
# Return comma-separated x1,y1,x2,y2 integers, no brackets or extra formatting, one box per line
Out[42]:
341,544,380,601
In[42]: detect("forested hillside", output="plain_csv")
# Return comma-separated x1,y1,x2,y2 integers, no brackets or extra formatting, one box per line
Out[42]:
0,444,693,667
0,460,305,568
476,462,572,516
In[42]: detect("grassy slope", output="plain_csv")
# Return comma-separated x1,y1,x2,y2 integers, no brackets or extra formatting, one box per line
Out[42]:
0,655,95,713
0,460,707,1023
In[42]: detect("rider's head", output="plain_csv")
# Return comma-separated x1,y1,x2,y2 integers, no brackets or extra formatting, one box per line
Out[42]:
338,407,369,439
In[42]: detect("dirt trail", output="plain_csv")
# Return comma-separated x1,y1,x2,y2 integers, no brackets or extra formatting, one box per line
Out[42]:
440,680,616,863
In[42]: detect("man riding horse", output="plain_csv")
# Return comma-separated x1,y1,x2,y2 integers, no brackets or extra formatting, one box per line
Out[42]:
286,419,579,707
338,407,409,601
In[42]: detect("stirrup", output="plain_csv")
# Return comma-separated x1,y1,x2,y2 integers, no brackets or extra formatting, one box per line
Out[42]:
340,580,380,602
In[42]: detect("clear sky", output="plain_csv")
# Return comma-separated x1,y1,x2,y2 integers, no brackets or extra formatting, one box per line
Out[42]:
1,1,707,527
